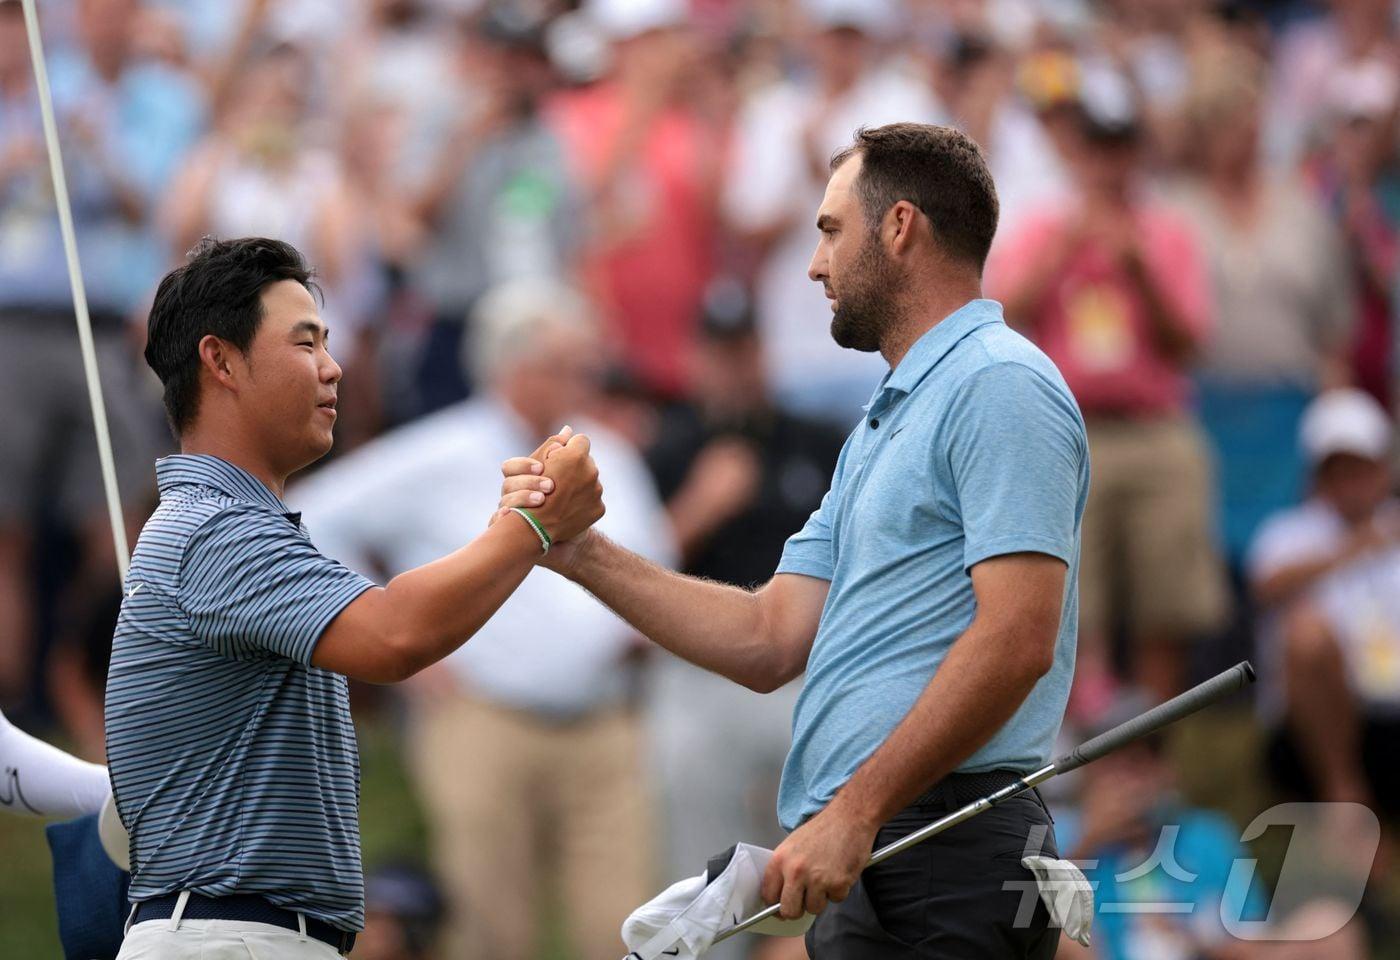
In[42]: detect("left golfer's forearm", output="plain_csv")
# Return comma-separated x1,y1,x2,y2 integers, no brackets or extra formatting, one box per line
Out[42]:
828,623,1050,830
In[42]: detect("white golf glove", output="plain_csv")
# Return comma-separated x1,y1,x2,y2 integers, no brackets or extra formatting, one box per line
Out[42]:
1021,855,1094,947
621,842,812,960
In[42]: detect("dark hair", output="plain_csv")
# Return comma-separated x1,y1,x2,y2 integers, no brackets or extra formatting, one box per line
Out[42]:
145,237,318,434
830,123,1000,272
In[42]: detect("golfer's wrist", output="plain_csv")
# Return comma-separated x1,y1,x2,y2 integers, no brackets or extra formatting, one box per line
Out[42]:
559,528,605,581
505,507,551,557
826,784,884,835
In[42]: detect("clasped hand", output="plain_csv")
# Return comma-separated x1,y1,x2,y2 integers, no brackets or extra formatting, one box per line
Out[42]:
492,426,604,564
498,431,875,922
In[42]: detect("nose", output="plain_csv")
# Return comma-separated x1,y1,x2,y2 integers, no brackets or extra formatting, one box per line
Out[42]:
807,242,827,284
322,349,343,385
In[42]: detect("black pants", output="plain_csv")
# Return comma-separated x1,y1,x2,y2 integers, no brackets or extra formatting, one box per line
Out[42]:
807,783,1060,959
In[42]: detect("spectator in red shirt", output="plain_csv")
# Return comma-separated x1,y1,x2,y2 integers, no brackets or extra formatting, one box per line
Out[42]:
990,73,1227,707
548,0,723,400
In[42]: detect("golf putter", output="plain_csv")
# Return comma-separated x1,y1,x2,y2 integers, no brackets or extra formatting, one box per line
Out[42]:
713,660,1257,944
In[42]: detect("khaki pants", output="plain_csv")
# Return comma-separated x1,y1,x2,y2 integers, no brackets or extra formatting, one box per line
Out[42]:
117,920,340,959
410,694,654,960
1079,416,1228,640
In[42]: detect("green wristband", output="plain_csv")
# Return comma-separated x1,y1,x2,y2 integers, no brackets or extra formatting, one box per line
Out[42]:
510,506,552,554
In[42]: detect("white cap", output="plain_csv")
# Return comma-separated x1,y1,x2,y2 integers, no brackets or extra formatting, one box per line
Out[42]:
621,843,811,959
587,0,687,40
803,0,900,38
1300,388,1393,466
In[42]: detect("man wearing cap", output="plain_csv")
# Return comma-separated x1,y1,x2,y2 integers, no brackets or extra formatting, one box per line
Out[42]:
503,123,1088,958
1248,388,1400,820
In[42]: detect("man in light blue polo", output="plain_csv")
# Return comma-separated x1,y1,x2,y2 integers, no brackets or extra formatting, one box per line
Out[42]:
500,123,1088,958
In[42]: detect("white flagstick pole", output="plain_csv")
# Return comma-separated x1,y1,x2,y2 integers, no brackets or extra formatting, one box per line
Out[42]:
19,0,129,579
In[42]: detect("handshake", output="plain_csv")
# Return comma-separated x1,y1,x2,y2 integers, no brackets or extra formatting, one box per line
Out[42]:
491,425,606,570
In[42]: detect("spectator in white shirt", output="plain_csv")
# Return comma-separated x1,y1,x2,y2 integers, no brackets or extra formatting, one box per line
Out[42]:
289,279,675,960
1247,388,1400,818
723,0,943,423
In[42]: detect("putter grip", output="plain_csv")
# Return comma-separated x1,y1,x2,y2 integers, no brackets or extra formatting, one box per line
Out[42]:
1053,661,1255,774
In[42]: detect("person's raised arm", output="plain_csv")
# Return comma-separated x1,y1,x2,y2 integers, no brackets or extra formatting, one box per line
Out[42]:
311,434,603,683
496,455,827,692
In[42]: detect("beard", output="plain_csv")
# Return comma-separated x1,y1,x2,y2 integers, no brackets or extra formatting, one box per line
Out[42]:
828,232,903,353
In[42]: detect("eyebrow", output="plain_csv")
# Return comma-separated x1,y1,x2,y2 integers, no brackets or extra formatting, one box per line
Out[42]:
816,213,837,231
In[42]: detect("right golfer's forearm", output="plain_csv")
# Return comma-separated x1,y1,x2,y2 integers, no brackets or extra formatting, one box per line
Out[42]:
569,533,792,691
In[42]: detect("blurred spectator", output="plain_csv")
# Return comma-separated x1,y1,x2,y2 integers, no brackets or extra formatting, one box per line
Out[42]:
356,862,448,960
162,41,385,446
162,43,357,303
336,0,458,153
1054,693,1266,960
1170,50,1355,563
1248,388,1400,817
1304,57,1400,410
647,279,846,584
991,76,1226,707
723,0,940,422
1266,0,1398,168
548,0,723,399
9,0,1400,952
929,26,1069,237
405,8,582,412
640,280,844,960
0,0,200,738
289,280,674,960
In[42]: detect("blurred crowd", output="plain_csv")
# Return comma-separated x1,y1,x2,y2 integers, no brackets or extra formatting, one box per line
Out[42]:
3,0,1400,957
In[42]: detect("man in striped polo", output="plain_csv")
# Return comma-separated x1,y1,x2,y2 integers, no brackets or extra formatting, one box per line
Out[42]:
105,237,605,959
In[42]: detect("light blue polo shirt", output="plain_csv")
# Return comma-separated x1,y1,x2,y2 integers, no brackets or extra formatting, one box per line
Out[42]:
775,299,1088,830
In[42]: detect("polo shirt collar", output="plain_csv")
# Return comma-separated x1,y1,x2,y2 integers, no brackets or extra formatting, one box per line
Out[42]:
886,298,1004,394
155,454,298,520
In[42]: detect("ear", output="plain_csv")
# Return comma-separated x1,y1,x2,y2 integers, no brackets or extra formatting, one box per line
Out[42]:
886,200,925,256
197,334,241,392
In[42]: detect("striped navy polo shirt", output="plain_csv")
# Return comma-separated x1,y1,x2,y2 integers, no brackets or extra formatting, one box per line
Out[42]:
105,454,374,931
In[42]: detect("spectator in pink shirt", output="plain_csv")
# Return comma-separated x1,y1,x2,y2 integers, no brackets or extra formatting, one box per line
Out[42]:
991,75,1227,708
547,0,723,400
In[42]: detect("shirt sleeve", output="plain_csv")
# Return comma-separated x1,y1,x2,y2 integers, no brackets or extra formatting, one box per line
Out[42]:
178,504,375,665
775,435,854,582
946,362,1087,570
